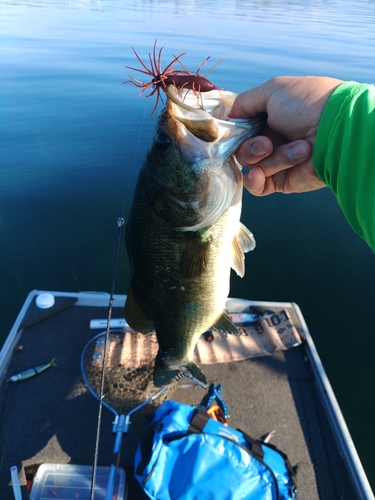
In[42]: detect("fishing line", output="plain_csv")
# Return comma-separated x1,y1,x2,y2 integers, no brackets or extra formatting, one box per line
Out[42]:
90,217,124,500
89,97,152,499
119,98,150,219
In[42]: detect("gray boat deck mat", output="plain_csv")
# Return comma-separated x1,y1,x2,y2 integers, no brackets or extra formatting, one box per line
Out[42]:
0,302,357,499
19,295,78,330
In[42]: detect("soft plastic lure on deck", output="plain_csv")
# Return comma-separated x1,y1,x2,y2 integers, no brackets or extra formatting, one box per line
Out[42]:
7,358,57,383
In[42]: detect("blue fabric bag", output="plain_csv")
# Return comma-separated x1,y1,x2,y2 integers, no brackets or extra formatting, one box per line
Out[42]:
134,400,296,500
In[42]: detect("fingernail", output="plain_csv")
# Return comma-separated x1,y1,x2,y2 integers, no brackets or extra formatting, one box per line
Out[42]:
247,168,255,181
288,143,308,160
250,140,269,156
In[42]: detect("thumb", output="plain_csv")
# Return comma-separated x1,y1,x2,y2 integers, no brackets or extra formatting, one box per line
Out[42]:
228,85,269,119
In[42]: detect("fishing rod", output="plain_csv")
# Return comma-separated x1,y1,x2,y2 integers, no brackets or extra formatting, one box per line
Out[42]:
89,216,125,500
87,96,160,499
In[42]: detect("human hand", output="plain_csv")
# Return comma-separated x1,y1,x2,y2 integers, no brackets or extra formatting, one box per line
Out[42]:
228,76,343,195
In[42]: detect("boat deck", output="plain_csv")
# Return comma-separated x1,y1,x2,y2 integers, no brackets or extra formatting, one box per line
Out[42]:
0,291,370,499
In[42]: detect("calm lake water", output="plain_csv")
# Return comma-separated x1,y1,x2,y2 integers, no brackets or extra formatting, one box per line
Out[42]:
1,0,375,489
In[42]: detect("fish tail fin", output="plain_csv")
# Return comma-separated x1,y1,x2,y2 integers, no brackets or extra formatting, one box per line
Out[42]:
154,352,207,388
50,358,57,367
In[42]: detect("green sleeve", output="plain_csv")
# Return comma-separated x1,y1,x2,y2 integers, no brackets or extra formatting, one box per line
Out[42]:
313,81,375,252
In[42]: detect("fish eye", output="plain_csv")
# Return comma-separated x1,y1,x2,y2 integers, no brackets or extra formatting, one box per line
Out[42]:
155,133,170,152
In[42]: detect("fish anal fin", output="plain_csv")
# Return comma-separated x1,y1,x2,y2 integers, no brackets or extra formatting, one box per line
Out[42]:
212,311,240,336
180,232,211,279
231,223,256,277
154,350,207,388
124,283,154,334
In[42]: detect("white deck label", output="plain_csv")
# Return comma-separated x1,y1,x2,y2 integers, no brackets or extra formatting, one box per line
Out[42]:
89,318,128,329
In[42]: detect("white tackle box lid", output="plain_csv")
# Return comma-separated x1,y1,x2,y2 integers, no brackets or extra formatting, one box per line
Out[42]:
29,463,126,500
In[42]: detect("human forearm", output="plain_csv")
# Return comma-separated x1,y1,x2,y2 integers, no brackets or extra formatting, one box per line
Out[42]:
313,82,375,251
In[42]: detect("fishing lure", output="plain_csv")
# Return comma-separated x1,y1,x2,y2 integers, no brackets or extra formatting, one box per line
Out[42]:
7,358,57,383
123,40,223,116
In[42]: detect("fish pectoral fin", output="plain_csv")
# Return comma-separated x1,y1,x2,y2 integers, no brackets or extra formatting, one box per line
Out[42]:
238,222,256,253
124,284,154,334
231,236,245,278
154,350,207,388
231,223,256,277
180,232,211,278
212,311,240,336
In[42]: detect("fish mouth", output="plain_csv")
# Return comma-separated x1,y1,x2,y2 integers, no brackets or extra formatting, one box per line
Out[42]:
158,86,266,232
166,85,267,159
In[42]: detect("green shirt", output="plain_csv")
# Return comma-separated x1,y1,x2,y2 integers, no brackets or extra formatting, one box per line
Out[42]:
313,81,375,252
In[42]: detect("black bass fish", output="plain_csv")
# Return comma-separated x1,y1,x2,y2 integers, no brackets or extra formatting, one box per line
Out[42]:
125,86,266,387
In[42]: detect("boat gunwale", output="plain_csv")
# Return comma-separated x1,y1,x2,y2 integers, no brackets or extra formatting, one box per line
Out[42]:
292,302,374,500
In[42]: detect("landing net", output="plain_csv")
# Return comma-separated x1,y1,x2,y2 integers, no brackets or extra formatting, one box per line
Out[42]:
81,328,173,421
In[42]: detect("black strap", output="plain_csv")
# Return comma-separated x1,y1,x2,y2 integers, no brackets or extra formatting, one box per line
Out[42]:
239,430,264,462
188,408,211,433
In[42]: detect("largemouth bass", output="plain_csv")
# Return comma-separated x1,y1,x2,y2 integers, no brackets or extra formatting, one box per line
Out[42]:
125,86,266,387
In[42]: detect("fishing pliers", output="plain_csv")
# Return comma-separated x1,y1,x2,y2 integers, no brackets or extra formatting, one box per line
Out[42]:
205,383,229,421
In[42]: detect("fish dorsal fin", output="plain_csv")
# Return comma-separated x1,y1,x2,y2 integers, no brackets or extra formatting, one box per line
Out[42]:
212,311,240,336
180,232,211,279
231,223,256,278
124,283,154,334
